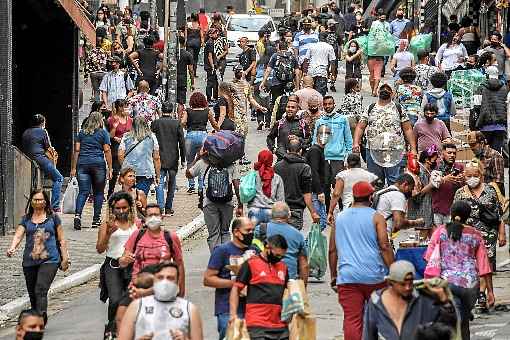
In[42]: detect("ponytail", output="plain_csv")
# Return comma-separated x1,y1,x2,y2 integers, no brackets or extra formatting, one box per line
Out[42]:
446,201,472,241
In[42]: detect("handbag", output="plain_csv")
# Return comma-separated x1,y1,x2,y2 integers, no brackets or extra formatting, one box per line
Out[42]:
44,129,58,165
424,242,441,278
464,186,500,228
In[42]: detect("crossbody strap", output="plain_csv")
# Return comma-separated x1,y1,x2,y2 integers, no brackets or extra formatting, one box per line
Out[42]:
124,136,149,158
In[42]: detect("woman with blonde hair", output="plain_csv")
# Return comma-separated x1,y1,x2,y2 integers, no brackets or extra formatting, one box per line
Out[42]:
71,111,113,230
213,82,240,132
453,159,506,312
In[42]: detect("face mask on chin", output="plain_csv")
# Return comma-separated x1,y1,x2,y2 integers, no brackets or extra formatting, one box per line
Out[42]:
425,117,434,124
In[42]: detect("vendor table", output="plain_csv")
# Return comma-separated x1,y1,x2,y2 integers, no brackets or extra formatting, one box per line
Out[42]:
395,247,427,279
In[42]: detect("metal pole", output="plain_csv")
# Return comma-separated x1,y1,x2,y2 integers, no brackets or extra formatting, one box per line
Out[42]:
287,0,291,14
150,0,158,30
166,0,178,112
437,0,441,47
163,0,170,69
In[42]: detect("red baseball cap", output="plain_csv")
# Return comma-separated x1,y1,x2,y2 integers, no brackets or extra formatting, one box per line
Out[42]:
352,181,375,198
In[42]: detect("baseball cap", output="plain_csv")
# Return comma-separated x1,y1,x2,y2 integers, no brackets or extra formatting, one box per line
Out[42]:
327,18,338,25
352,181,375,198
385,260,416,283
486,65,499,79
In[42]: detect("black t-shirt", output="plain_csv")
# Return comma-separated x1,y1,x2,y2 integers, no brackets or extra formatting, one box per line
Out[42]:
213,97,236,131
238,47,256,71
204,39,216,71
177,48,194,88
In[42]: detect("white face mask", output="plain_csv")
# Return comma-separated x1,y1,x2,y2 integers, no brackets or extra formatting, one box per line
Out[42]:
466,176,480,188
153,279,178,302
146,216,162,230
349,47,357,53
318,132,330,145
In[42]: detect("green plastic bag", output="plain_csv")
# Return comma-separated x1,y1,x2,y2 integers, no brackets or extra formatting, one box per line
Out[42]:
239,171,257,204
367,23,396,57
307,224,327,280
409,33,433,59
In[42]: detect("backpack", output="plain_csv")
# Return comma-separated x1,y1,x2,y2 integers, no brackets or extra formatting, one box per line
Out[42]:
252,223,268,252
425,92,452,120
203,130,245,168
371,187,399,219
274,53,295,83
275,95,290,122
204,166,234,203
133,228,174,255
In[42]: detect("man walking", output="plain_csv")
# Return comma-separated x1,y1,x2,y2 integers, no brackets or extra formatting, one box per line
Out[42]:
177,36,195,118
100,56,135,109
294,76,323,111
204,28,219,102
329,181,394,340
151,102,185,216
129,35,163,95
127,80,162,126
304,33,336,96
237,37,257,83
467,131,505,193
390,7,410,42
293,17,319,83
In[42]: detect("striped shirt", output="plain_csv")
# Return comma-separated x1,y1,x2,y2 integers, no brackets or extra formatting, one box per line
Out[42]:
292,31,319,64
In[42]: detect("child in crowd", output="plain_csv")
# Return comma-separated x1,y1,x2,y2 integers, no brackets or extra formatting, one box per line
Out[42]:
421,72,456,131
339,78,363,139
396,67,423,126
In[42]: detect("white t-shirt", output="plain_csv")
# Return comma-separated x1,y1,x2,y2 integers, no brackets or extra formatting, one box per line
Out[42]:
393,51,414,72
336,168,378,209
375,185,407,233
305,42,336,78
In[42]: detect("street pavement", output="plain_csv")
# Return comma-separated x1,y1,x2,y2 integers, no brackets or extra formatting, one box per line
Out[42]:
2,66,510,339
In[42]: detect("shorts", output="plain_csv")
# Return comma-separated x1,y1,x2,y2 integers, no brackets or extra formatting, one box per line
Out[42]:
118,291,133,307
177,86,187,105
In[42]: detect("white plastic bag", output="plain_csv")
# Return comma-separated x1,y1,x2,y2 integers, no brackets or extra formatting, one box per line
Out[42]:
62,177,78,214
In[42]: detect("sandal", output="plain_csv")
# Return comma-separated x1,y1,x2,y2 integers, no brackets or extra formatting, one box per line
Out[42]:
475,292,489,314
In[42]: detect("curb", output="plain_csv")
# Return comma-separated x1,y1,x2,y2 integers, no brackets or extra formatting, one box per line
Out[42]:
0,212,206,323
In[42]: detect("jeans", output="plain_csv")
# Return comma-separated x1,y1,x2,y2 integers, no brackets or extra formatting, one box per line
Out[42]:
449,284,479,340
203,202,234,252
37,157,64,210
482,130,506,154
135,176,153,196
312,194,327,231
156,169,177,212
108,156,121,198
217,58,227,81
90,71,106,101
247,207,272,225
23,263,59,316
366,150,401,186
206,70,219,101
313,76,328,96
104,258,129,334
186,131,207,191
76,163,106,221
217,312,245,340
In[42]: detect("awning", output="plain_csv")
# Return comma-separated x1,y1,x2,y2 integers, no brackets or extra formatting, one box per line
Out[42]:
58,0,96,46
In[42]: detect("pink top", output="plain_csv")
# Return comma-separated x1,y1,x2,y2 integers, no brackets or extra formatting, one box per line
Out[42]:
424,225,492,288
107,116,133,138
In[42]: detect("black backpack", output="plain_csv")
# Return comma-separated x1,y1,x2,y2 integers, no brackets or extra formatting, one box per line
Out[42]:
274,53,294,83
133,228,174,253
275,94,290,122
205,166,234,203
371,187,399,219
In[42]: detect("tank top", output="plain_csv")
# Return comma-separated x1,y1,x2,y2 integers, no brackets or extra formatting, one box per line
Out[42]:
135,296,191,340
106,224,137,259
334,207,388,285
187,28,202,48
137,48,160,80
186,108,209,131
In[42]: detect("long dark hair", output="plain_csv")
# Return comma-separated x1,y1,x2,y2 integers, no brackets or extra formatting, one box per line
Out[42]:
446,201,471,241
25,189,53,218
107,191,136,224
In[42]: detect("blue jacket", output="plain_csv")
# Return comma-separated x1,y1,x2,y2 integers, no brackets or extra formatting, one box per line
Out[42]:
312,113,352,161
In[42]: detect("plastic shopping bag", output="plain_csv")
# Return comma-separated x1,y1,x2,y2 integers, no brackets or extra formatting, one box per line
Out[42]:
225,318,250,340
409,33,433,59
424,243,441,278
281,279,311,321
307,224,328,280
289,314,317,340
367,24,397,57
239,171,257,204
62,177,78,214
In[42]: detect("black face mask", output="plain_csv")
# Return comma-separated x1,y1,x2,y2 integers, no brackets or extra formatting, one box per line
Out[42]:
397,14,404,19
24,332,44,340
379,90,391,100
267,251,283,264
114,211,129,221
425,117,434,124
240,232,254,246
491,42,500,48
309,107,319,113
429,161,437,170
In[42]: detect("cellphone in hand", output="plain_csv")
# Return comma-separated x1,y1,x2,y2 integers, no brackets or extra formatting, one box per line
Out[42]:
452,167,461,176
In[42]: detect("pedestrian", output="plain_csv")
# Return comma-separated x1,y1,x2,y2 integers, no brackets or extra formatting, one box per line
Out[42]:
6,189,70,323
15,309,45,340
294,76,323,111
472,66,508,153
198,8,210,35
274,138,320,229
329,181,393,340
345,40,363,82
324,19,342,92
203,217,255,339
21,114,64,212
212,15,229,82
367,9,391,96
177,35,195,118
128,35,162,95
151,102,186,217
466,131,505,193
338,79,363,139
237,37,257,83
96,192,138,340
389,7,410,42
458,16,480,56
118,262,203,340
306,125,331,230
413,104,451,153
328,153,378,220
230,235,289,340
127,80,162,126
246,150,285,225
374,173,425,234
421,72,456,131
118,116,161,196
185,148,243,251
414,51,440,91
181,92,220,194
453,160,506,311
425,200,492,340
304,32,336,96
70,111,113,230
100,55,135,110
85,36,109,102
362,261,457,340
107,99,133,198
435,32,468,77
186,13,204,78
432,140,464,225
204,28,219,102
292,17,319,83
395,67,422,125
478,31,510,79
301,95,324,138
213,82,238,131
353,83,417,186
390,39,415,81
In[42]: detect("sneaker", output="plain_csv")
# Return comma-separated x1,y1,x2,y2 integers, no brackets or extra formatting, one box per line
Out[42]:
91,220,101,228
330,85,337,92
475,292,489,314
187,187,195,194
74,216,81,230
165,209,175,216
257,121,264,131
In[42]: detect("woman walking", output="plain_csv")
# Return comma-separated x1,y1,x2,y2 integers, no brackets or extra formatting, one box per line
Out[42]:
458,16,480,56
118,166,147,220
436,32,468,78
186,13,204,78
97,191,138,340
107,99,133,198
6,189,69,323
118,116,161,196
425,200,492,339
214,82,239,132
71,112,113,230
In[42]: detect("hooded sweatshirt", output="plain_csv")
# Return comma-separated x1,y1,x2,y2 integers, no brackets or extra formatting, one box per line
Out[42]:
477,79,508,130
312,112,353,161
421,88,456,122
274,153,313,209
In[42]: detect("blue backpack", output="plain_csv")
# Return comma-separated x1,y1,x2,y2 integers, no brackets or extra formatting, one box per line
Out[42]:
425,92,453,121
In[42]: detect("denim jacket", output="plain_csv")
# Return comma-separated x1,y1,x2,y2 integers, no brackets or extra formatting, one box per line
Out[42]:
120,133,159,178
